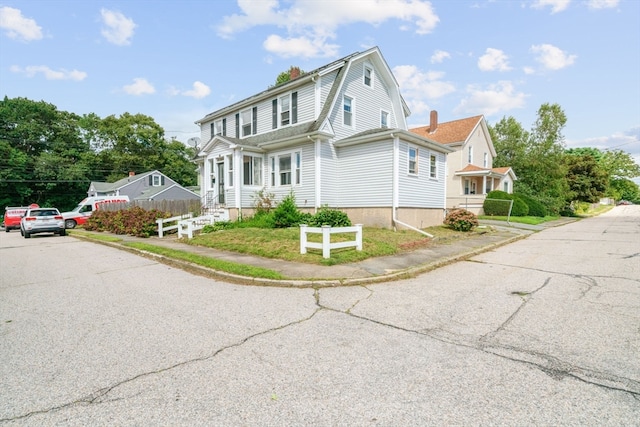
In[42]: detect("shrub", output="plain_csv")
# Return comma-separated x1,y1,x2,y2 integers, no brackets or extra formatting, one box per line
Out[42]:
515,193,548,217
272,193,303,228
85,207,171,237
483,190,529,217
309,207,352,227
252,189,276,215
443,208,479,232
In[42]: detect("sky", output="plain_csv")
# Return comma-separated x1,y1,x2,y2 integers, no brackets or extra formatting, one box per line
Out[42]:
1,0,639,172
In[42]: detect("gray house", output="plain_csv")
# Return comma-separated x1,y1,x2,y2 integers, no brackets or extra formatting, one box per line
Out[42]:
194,47,453,230
88,170,200,202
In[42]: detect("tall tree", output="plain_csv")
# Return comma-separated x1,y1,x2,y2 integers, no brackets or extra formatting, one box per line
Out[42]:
563,154,608,203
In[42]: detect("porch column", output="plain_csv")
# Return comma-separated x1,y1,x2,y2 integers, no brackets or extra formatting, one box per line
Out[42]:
482,176,487,194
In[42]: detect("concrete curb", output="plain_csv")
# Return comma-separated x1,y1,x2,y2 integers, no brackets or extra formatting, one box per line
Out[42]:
70,230,530,288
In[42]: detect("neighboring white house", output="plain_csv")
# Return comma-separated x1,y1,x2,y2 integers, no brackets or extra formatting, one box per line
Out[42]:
88,170,200,202
410,111,516,214
194,47,453,230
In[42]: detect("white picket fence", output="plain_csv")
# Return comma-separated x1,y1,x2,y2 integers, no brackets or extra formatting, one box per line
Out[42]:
299,224,363,259
177,215,217,239
156,213,193,238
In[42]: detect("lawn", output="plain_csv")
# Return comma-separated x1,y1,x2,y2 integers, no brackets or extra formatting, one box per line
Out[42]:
478,215,559,225
186,225,492,266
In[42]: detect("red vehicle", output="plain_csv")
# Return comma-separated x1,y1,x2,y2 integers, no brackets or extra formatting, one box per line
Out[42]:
3,204,39,232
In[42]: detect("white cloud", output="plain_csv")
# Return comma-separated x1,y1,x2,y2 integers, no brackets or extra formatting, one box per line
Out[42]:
263,34,339,58
587,0,619,9
430,50,451,64
11,65,87,81
478,48,512,72
454,81,527,116
217,0,439,58
182,81,211,99
123,78,155,95
101,9,136,46
531,0,571,14
568,127,640,165
392,64,455,115
530,43,576,70
0,6,43,41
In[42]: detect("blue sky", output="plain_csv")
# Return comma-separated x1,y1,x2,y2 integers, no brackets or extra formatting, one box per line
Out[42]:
1,0,639,168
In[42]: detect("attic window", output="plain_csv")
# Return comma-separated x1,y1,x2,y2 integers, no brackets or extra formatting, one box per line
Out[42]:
364,65,373,87
150,174,164,187
343,95,353,127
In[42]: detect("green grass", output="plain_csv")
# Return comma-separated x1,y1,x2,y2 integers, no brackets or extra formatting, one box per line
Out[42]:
68,230,123,242
478,215,560,225
186,225,491,266
124,242,285,280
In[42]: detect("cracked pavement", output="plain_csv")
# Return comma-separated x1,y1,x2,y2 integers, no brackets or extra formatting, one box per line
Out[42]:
1,206,639,425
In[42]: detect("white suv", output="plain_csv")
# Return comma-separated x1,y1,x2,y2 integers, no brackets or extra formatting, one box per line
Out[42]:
20,207,66,238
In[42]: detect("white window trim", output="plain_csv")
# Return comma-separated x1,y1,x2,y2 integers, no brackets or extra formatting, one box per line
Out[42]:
242,153,263,187
270,150,302,187
468,145,473,164
343,95,354,128
429,153,437,179
214,119,223,136
363,64,374,88
240,109,252,137
226,154,234,188
152,174,162,186
380,109,389,128
408,145,419,176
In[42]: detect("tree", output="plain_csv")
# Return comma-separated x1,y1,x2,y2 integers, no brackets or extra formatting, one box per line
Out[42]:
274,66,304,86
564,154,608,203
489,103,569,213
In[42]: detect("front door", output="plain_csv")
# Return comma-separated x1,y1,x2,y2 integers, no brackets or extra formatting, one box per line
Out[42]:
217,162,225,204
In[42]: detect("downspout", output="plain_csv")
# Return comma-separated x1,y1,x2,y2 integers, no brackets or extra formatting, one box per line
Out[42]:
391,133,434,238
309,135,320,213
237,147,242,220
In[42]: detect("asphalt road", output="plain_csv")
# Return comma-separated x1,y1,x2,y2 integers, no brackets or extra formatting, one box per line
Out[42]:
1,206,639,426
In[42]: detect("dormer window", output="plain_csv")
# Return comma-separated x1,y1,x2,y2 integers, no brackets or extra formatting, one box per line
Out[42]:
150,174,164,187
364,65,373,87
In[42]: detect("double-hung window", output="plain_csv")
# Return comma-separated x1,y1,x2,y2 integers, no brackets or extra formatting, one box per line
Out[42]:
243,155,263,186
429,154,437,179
408,146,418,175
213,120,222,136
272,92,298,129
483,152,488,168
364,65,373,87
240,107,257,137
343,95,353,127
270,152,301,186
227,155,234,187
468,146,473,163
279,155,291,185
280,95,290,126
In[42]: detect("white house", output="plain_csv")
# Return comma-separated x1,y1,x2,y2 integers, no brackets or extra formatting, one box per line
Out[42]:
410,111,516,214
194,47,453,230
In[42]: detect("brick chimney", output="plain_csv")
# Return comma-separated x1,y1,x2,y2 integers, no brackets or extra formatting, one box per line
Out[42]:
429,110,438,133
289,66,301,80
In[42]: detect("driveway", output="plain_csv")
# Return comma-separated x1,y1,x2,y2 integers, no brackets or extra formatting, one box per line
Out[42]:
1,206,638,425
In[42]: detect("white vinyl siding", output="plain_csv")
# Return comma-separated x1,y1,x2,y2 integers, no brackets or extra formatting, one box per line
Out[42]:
336,140,393,207
398,144,445,208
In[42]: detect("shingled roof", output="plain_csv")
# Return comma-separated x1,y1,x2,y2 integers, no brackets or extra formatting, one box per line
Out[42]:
410,115,483,145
